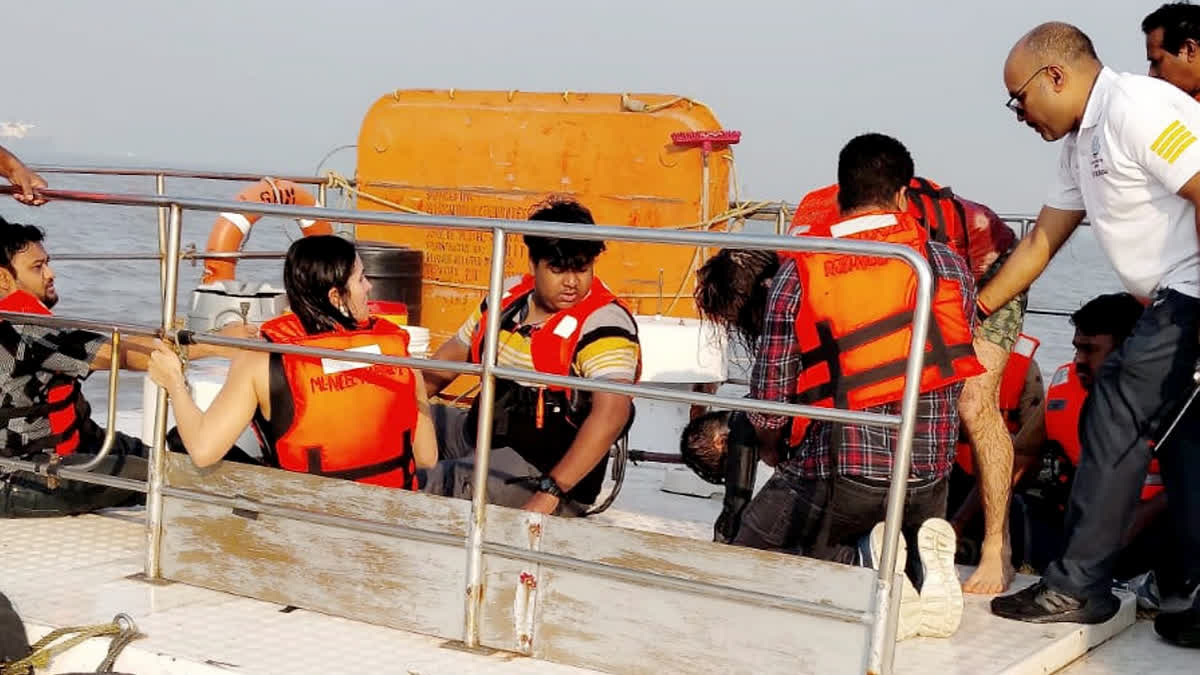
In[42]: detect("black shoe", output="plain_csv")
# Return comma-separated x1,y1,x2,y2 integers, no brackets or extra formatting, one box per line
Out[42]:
1155,608,1200,648
990,580,1120,624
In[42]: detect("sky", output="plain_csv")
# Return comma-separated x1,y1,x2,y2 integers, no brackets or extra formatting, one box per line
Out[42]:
0,1,1160,214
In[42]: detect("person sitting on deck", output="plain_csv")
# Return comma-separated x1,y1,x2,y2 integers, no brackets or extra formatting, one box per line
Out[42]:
0,217,248,517
690,247,781,543
733,133,983,640
147,235,438,487
420,197,641,516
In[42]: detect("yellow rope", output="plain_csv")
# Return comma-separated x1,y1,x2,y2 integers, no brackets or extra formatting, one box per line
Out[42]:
620,93,695,113
1,615,139,675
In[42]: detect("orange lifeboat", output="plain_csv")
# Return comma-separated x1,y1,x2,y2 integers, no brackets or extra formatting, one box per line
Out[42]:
202,178,334,283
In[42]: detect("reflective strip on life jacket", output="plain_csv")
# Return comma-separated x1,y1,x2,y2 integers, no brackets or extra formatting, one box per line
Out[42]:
0,290,84,457
467,275,639,388
783,212,984,447
260,313,419,490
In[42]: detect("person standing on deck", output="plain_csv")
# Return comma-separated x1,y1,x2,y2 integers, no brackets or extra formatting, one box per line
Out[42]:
791,177,1026,594
420,198,641,516
986,23,1200,648
0,217,248,516
0,145,46,206
1144,3,1200,102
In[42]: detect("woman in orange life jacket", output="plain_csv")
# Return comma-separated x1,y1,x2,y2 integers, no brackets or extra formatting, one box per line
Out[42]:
147,235,438,487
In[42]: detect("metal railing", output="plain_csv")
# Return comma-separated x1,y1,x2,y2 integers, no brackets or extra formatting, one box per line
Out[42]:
0,181,944,674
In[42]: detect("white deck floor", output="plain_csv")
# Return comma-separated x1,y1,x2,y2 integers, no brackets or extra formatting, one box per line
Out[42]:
2,507,1144,675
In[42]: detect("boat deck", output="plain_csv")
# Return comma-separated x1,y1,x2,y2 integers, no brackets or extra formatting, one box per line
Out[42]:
2,507,1149,675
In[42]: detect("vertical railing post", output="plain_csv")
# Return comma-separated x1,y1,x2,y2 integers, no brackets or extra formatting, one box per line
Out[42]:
317,182,327,208
463,227,508,647
145,203,183,579
155,174,167,300
865,251,934,675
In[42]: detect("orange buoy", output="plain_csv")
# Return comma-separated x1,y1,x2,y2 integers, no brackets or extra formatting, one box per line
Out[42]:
202,178,334,283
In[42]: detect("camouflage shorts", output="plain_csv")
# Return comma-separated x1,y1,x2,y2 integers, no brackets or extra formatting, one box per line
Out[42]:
976,250,1027,352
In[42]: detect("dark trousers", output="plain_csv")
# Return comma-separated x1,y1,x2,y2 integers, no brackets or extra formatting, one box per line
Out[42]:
0,431,148,517
418,404,586,516
733,469,948,578
1044,289,1200,598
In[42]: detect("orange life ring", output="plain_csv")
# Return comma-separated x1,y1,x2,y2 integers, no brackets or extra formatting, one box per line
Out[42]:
202,178,334,283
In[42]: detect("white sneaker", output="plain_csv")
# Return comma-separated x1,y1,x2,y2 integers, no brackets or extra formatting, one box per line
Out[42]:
915,517,964,637
865,522,921,641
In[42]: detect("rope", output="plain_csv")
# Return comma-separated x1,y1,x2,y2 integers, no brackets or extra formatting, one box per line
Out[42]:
620,94,695,113
0,614,141,675
321,169,784,313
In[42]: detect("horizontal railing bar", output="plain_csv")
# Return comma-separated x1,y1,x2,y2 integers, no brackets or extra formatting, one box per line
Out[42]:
182,332,481,377
628,450,685,464
0,311,164,339
52,250,290,262
0,187,929,258
480,539,871,624
490,365,901,428
30,165,336,186
0,455,149,493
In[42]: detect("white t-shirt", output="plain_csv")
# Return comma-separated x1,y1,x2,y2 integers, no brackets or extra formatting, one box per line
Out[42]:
1046,67,1200,299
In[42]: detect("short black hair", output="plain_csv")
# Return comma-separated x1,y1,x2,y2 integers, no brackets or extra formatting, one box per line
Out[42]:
680,410,731,485
1070,292,1144,344
1143,3,1200,52
0,216,46,276
836,133,915,212
523,197,606,271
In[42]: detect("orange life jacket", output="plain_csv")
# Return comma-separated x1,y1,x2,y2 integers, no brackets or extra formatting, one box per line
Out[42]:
1044,363,1163,502
258,313,419,490
466,274,640,503
955,334,1039,475
790,178,1014,281
0,290,83,457
783,211,984,446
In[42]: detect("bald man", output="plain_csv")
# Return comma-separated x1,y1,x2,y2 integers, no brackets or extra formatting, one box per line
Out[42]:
982,22,1200,645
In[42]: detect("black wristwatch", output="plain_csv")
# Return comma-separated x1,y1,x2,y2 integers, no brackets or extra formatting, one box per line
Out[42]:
536,475,565,499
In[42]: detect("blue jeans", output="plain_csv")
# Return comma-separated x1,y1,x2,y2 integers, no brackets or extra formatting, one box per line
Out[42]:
1044,289,1200,599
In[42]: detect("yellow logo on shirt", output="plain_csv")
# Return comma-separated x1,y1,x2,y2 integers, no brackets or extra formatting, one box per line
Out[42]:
1151,120,1197,164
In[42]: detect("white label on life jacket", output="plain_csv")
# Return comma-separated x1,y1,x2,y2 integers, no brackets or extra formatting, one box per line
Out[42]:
553,315,579,339
321,344,383,375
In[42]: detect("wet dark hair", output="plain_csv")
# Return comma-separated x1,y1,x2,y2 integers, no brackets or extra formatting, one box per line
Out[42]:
1070,292,1144,345
1143,3,1200,52
0,216,46,277
283,235,359,335
680,410,731,485
523,197,606,271
836,133,915,213
695,248,780,352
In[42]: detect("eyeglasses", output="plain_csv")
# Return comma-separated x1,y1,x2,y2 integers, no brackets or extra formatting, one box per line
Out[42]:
1005,65,1051,115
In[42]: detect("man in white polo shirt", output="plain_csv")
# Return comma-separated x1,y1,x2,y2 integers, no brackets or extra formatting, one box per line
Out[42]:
981,23,1200,644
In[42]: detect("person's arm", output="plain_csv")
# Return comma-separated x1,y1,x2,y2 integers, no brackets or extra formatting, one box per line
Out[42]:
0,145,46,206
424,337,470,397
89,323,260,371
746,260,803,465
976,206,1084,314
410,369,438,468
147,340,264,467
523,389,632,514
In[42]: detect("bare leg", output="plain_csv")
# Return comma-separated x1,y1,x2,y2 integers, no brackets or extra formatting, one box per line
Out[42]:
959,338,1015,594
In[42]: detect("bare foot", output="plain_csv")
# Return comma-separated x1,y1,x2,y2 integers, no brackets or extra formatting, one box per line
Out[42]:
963,547,1014,594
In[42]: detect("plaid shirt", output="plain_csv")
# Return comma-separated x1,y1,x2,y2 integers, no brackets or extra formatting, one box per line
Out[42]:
0,320,106,457
749,237,976,481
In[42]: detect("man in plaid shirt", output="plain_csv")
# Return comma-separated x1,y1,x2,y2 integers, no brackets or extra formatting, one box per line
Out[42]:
730,135,977,637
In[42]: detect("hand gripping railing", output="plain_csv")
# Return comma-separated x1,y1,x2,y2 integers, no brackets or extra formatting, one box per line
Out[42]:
0,184,935,674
